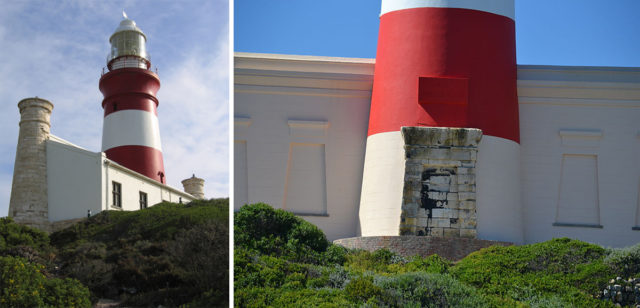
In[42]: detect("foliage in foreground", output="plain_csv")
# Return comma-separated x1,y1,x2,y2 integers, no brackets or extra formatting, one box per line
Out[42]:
0,199,229,307
0,218,90,307
234,203,633,307
51,198,229,307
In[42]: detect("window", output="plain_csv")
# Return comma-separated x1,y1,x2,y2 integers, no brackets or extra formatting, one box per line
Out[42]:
139,191,148,209
112,182,122,208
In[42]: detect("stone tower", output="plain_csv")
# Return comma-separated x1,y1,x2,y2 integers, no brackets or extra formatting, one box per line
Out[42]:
9,97,54,230
182,174,205,199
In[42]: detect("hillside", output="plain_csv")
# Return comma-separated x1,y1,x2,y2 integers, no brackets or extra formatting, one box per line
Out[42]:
235,203,640,307
1,198,229,307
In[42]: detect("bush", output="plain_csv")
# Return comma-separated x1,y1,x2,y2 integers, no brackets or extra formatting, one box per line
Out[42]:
51,199,229,307
235,287,352,307
374,272,491,308
0,256,90,307
0,217,50,252
604,242,640,278
451,238,613,307
234,203,329,261
344,275,382,302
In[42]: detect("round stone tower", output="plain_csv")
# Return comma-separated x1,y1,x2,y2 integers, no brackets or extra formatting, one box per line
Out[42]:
100,13,166,183
182,174,205,199
9,97,54,230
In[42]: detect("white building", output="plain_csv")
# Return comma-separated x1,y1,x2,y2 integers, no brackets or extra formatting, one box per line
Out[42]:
8,97,200,232
234,52,640,247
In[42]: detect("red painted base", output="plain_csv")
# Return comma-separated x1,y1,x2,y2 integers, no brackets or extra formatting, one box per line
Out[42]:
369,7,519,143
105,145,166,184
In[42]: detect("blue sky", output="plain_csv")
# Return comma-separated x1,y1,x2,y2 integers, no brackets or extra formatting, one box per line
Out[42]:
235,0,640,67
0,0,229,216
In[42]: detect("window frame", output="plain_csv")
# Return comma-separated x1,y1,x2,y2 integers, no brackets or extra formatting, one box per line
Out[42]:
112,181,122,208
139,191,148,209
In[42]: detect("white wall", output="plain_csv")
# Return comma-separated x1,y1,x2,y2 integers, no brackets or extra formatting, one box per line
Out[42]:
47,137,103,221
47,136,194,223
234,53,640,246
518,66,640,247
234,53,374,240
104,161,193,211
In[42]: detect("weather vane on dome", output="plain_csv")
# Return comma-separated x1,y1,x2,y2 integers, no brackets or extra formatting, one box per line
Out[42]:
122,9,128,19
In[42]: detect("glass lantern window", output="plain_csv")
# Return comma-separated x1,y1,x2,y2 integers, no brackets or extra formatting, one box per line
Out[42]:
110,31,148,61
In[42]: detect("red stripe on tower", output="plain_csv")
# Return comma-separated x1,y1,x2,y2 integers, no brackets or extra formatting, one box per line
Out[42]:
359,0,523,243
370,1,518,141
99,14,166,183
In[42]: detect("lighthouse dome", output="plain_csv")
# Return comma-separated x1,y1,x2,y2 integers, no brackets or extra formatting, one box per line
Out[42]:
111,17,146,40
107,13,150,68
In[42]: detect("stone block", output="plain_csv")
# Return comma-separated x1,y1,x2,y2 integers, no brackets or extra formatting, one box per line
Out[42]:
430,227,444,236
458,209,476,219
431,218,450,228
424,148,452,160
461,162,475,168
456,201,476,210
432,208,456,218
428,191,448,200
456,184,475,192
458,192,476,201
427,176,450,185
417,208,428,218
457,175,475,185
460,229,477,238
403,204,419,216
459,218,477,229
443,228,459,238
456,167,474,175
446,193,458,201
426,183,450,192
427,159,461,167
450,149,472,161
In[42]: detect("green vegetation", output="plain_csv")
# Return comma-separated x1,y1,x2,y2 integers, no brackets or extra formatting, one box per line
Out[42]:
0,217,90,307
234,203,636,307
1,198,229,307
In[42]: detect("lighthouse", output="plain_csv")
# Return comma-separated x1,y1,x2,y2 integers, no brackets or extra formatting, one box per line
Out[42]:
359,0,523,243
99,12,166,183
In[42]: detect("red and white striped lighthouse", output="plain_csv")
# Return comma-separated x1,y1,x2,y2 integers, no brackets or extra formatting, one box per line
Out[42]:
359,0,523,243
99,13,166,183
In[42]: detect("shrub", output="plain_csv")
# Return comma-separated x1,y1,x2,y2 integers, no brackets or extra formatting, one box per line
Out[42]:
374,272,491,307
234,203,329,261
235,287,352,307
0,256,90,307
604,242,640,278
451,238,613,307
323,244,349,265
344,275,382,302
388,254,451,274
51,199,229,307
0,217,50,252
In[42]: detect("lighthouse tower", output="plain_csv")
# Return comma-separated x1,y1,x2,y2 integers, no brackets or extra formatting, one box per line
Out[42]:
99,13,166,183
359,0,522,243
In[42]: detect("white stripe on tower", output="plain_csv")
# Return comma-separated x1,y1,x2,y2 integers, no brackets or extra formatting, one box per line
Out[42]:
380,0,514,19
102,110,162,151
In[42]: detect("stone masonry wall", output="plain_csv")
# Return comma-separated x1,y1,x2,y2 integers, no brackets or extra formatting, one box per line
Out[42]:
9,98,54,231
400,127,482,238
181,174,205,199
334,236,512,261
